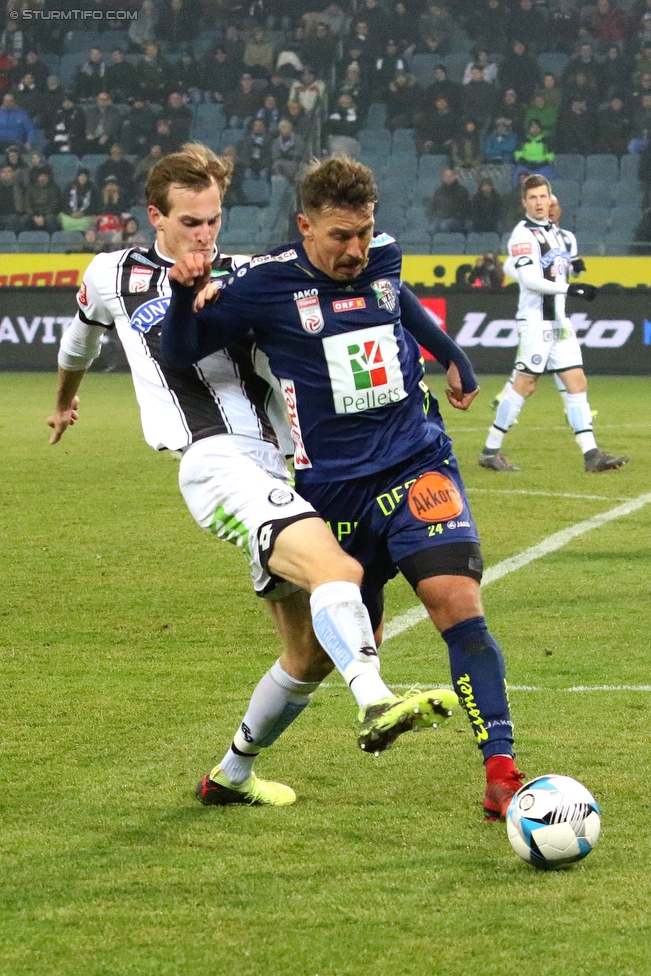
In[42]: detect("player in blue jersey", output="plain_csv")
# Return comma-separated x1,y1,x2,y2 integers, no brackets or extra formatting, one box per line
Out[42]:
162,156,525,820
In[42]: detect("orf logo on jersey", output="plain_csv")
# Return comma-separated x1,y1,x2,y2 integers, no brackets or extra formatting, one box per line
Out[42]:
296,295,324,334
129,265,154,293
130,296,170,334
371,279,397,312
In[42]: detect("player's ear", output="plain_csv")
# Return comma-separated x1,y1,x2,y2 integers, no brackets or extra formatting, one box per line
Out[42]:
148,204,163,230
296,212,312,238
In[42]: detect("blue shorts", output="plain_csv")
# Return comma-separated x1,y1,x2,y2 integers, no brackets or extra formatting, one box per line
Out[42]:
299,444,481,605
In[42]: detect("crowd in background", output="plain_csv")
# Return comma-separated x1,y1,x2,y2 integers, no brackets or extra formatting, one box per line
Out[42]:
2,0,651,250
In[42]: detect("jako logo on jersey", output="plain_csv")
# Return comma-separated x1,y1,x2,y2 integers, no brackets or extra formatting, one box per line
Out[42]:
333,297,366,312
280,378,311,468
322,324,407,414
249,248,298,268
371,279,397,312
128,265,154,293
130,296,171,333
296,295,325,334
293,288,318,300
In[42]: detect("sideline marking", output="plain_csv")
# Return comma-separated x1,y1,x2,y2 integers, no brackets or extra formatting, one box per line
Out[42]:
383,491,651,642
466,487,632,502
456,423,651,432
321,683,651,692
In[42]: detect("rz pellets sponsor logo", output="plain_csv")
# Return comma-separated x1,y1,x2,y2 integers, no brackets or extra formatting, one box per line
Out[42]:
455,313,635,348
322,324,407,414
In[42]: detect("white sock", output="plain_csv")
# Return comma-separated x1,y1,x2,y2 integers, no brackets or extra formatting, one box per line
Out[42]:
565,392,597,453
485,387,525,450
554,373,569,410
217,660,321,785
310,581,391,708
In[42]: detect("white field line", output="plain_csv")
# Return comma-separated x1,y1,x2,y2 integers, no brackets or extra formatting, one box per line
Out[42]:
466,488,632,502
383,490,651,643
454,423,651,432
320,682,651,692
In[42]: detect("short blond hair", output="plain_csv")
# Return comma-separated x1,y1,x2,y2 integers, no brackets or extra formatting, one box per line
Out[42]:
146,142,233,215
300,156,378,215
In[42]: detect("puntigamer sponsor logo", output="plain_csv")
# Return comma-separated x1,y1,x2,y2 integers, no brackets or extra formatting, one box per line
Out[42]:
455,312,635,349
130,296,171,334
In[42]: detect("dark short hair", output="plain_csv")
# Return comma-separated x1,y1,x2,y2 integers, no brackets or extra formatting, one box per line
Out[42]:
300,156,378,214
521,173,551,198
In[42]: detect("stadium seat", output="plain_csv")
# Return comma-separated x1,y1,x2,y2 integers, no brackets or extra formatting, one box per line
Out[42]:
537,52,569,76
219,129,244,151
580,180,612,207
552,179,581,210
619,153,640,182
377,175,411,207
441,54,468,82
574,207,610,233
554,154,586,181
358,152,386,176
358,129,392,153
418,155,446,180
409,52,440,75
192,103,225,129
400,230,431,254
0,230,18,252
130,206,150,229
41,53,60,75
391,129,416,154
383,153,418,181
58,53,87,88
579,237,605,255
411,177,438,204
467,232,501,254
612,181,643,205
404,204,430,229
610,205,642,228
80,154,109,179
17,231,50,252
365,103,387,130
48,154,81,189
375,205,406,238
192,30,220,60
50,230,84,253
585,154,619,181
64,30,104,52
242,178,272,206
431,232,466,254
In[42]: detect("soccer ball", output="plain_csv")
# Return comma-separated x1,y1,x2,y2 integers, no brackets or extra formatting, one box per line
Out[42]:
506,774,601,870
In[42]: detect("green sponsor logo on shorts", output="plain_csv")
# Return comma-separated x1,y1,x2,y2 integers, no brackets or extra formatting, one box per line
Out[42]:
209,505,249,551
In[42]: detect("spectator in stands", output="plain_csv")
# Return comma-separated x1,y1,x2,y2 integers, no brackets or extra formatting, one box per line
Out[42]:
256,94,281,134
19,166,61,233
85,91,122,150
0,162,21,231
557,99,597,154
386,71,418,130
597,96,632,154
120,97,158,155
0,44,14,95
224,72,264,127
631,69,651,108
44,94,86,157
237,118,273,178
3,144,26,177
266,72,290,105
133,143,163,199
117,216,151,248
284,99,311,142
525,93,558,138
223,24,245,66
337,62,367,116
500,168,528,231
276,28,304,80
632,42,651,85
533,73,563,117
219,144,246,206
631,205,651,253
390,1,418,52
344,21,373,74
317,4,350,38
549,0,581,54
583,0,631,47
371,39,406,98
14,73,41,123
508,0,546,52
461,64,497,128
463,48,498,86
426,168,470,232
59,168,100,231
80,225,102,253
74,48,107,102
467,252,505,288
166,92,193,146
498,40,540,103
514,119,555,171
637,136,651,193
96,145,135,206
288,66,325,116
203,47,240,104
156,0,197,52
599,44,632,100
137,43,169,104
272,118,305,185
497,88,526,137
358,0,387,46
169,53,201,104
326,93,361,156
149,118,177,155
104,49,138,104
423,64,461,113
0,20,23,62
562,42,600,91
563,69,599,113
470,178,503,233
11,50,48,90
472,0,509,54
629,91,651,152
244,27,277,78
300,22,338,82
415,92,456,153
448,119,482,171
417,3,454,57
97,176,128,228
40,76,65,124
483,116,517,164
128,0,157,49
0,93,35,151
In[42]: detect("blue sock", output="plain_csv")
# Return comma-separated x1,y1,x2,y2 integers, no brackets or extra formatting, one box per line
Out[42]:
441,616,514,761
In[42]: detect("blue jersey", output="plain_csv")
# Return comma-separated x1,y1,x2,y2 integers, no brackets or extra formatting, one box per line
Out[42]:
166,234,452,483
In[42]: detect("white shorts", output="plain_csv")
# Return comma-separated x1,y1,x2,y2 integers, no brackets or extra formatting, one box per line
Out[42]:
514,318,584,375
179,434,317,599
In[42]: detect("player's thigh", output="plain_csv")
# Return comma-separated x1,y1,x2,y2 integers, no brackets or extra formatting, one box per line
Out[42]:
178,436,315,598
514,320,553,376
268,516,363,590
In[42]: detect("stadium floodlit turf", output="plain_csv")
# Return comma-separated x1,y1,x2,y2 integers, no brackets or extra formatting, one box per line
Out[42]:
1,372,650,976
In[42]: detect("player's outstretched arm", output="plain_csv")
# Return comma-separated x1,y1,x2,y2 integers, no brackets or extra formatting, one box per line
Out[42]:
399,284,479,397
47,368,82,444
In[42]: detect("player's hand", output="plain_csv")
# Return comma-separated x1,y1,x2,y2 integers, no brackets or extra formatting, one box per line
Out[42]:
168,253,213,292
567,282,598,302
444,363,480,410
571,258,586,275
194,281,221,311
47,395,80,444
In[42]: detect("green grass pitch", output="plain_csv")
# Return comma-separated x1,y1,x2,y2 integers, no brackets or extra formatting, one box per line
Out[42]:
1,372,650,976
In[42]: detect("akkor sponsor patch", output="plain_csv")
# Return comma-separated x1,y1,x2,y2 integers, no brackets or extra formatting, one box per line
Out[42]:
407,471,464,523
